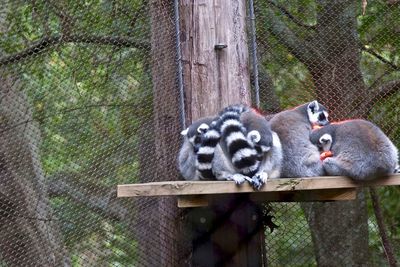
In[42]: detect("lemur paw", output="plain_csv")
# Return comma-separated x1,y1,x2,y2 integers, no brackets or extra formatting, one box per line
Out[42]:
320,151,333,161
251,172,268,190
322,157,334,166
230,174,252,185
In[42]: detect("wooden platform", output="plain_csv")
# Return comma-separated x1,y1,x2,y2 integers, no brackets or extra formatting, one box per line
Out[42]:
117,174,400,207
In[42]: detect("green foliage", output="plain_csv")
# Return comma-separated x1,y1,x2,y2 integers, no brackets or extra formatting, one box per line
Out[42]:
1,0,151,265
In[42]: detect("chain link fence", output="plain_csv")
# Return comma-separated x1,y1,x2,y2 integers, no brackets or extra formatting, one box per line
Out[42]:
0,0,399,266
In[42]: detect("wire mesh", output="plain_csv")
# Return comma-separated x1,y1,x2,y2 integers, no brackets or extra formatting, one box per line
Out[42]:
0,0,399,266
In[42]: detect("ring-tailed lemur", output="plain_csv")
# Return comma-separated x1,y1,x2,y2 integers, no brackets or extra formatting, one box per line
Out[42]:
310,119,399,180
178,116,252,184
196,105,259,184
197,104,283,189
178,117,216,180
269,100,329,178
241,110,283,189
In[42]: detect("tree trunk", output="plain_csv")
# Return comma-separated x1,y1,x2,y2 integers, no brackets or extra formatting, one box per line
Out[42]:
134,1,182,266
180,1,265,266
0,74,69,266
264,0,371,265
180,0,252,121
302,1,370,265
309,0,369,119
301,191,369,266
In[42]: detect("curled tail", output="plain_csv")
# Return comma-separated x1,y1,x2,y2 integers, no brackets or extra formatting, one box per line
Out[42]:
196,123,220,180
196,104,260,179
217,105,260,177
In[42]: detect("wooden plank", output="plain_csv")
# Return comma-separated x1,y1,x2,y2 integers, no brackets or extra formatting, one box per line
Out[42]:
177,188,357,208
117,174,400,198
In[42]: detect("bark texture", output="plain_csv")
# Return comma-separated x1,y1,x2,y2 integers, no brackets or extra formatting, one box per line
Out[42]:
179,1,264,266
135,1,182,266
265,0,372,265
0,74,68,266
180,0,251,121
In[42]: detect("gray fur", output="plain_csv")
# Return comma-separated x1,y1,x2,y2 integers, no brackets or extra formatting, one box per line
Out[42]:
194,104,260,184
178,116,251,184
178,117,215,180
310,119,399,181
241,110,283,188
269,101,329,178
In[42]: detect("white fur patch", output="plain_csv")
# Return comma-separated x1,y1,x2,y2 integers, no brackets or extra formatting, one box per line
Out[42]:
198,146,215,155
260,145,271,153
319,133,332,152
232,148,258,163
323,111,329,121
222,111,240,118
226,131,246,147
247,130,261,143
307,100,321,125
272,132,282,149
307,110,320,125
181,128,189,136
197,162,212,170
220,119,242,133
313,100,319,110
197,123,209,133
188,136,196,145
204,129,220,139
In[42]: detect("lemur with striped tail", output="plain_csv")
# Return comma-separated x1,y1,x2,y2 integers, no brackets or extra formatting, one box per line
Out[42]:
196,104,283,189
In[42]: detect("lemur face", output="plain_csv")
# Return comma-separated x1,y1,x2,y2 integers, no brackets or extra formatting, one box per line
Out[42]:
181,123,210,153
319,133,332,152
247,130,271,158
307,100,329,126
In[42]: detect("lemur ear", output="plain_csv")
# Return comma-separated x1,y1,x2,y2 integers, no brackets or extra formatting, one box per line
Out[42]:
197,123,209,134
180,128,189,136
247,130,261,143
308,100,319,113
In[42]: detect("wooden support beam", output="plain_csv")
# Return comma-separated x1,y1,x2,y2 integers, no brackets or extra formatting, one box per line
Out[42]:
117,174,400,197
177,188,357,208
117,175,400,207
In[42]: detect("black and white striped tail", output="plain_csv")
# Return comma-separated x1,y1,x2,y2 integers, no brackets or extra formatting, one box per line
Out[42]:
217,105,260,177
196,123,221,179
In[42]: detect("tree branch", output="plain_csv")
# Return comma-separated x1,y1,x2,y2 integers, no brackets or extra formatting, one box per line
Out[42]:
263,1,322,65
373,79,400,97
361,45,400,71
266,0,316,30
369,188,398,267
48,173,129,222
364,79,400,113
0,34,150,66
0,101,137,135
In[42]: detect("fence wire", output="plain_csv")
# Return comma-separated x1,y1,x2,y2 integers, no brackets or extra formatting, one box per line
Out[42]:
0,0,399,266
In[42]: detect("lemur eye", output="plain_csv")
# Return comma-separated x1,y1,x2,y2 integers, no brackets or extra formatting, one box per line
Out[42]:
318,112,326,121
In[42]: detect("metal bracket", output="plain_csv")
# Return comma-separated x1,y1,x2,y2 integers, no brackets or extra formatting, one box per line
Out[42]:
214,44,227,50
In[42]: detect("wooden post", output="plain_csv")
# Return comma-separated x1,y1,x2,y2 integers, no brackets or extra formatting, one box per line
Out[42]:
179,0,251,121
178,1,263,266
